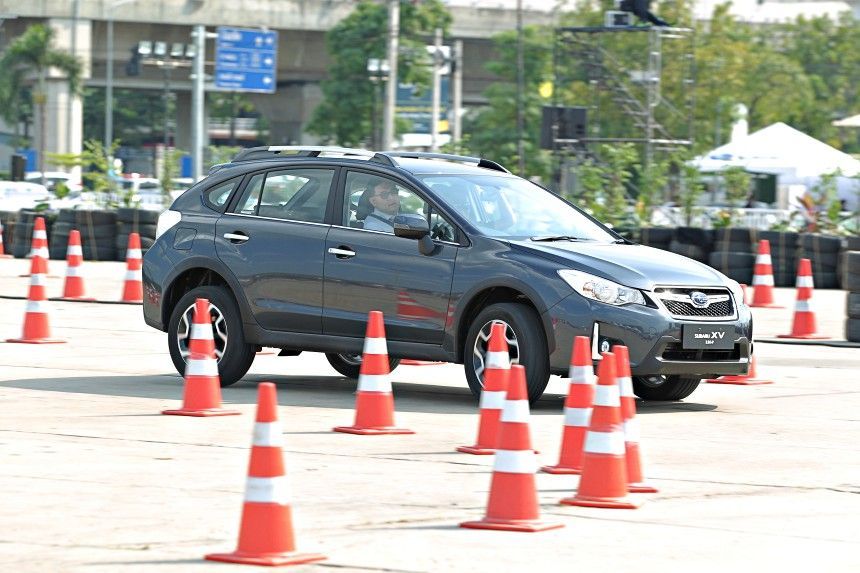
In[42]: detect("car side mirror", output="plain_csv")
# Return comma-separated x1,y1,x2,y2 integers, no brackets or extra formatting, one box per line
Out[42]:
392,214,436,255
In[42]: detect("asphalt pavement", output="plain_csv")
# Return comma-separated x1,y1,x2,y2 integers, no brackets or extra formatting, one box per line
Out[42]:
1,259,858,572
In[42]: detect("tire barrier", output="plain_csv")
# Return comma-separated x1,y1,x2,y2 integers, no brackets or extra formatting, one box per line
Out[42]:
638,227,672,250
116,208,159,261
714,227,755,254
0,210,16,255
12,209,54,259
757,230,798,287
799,234,840,289
49,209,118,262
708,251,756,284
846,251,860,342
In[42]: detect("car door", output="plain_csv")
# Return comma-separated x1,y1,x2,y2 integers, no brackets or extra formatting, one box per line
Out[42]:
215,166,337,333
323,170,459,344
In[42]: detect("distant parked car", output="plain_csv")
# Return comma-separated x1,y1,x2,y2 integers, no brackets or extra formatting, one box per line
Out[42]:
0,181,53,211
25,171,84,194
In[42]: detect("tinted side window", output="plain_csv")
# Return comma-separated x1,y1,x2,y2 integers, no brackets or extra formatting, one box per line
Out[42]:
233,173,265,215
203,177,241,211
257,169,335,223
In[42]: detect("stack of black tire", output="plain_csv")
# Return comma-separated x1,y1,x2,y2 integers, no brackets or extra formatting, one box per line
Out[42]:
669,226,712,264
708,228,755,284
845,237,860,342
0,210,16,254
638,227,673,251
11,209,54,259
756,230,798,287
798,234,840,289
116,208,159,261
49,210,118,261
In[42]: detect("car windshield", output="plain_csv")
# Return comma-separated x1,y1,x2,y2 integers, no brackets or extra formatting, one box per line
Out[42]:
418,174,616,241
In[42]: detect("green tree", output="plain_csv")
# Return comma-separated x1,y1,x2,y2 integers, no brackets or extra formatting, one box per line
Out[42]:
307,0,452,147
636,158,669,226
48,139,120,206
0,24,82,181
461,25,554,179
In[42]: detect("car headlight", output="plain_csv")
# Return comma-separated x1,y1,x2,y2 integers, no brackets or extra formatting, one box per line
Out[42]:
558,269,645,306
727,280,745,306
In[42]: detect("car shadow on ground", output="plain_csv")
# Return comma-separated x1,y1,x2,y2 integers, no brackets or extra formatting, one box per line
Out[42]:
0,373,717,415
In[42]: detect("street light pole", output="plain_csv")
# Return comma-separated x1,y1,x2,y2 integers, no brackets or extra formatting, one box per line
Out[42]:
430,28,442,152
191,24,206,181
105,0,138,154
382,0,399,151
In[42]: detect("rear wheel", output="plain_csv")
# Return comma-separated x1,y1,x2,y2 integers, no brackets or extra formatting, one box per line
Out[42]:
463,302,549,404
633,375,701,401
325,352,400,379
167,285,255,387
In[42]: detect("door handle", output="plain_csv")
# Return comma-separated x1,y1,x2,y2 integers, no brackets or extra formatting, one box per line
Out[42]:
327,246,356,258
224,232,249,243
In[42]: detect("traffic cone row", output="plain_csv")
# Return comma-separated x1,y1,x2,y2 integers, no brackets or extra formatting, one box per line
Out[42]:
778,258,829,340
6,249,65,344
60,230,94,301
121,232,144,304
751,239,783,308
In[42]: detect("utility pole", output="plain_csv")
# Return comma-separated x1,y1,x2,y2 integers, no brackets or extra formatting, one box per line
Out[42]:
191,24,206,181
516,0,525,176
68,0,80,155
452,39,463,146
430,28,442,152
382,0,399,151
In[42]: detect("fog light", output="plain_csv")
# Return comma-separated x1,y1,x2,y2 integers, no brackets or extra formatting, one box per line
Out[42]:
599,339,611,353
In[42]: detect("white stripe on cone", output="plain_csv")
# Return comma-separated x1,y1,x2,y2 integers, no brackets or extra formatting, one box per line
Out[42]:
584,430,627,455
126,248,142,259
253,422,284,447
29,273,47,286
623,418,641,443
500,399,530,423
33,230,47,240
493,449,537,474
563,406,592,427
796,276,814,288
593,385,621,407
618,375,634,397
185,357,218,377
795,300,813,313
363,336,387,355
485,351,509,369
755,254,772,265
67,245,82,256
357,374,392,393
569,365,595,384
244,476,290,505
479,390,506,410
190,323,214,340
125,269,143,281
34,247,49,259
25,300,48,314
752,275,774,286
65,266,82,277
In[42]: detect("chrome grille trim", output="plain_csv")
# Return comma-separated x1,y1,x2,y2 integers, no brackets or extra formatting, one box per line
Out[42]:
651,286,737,321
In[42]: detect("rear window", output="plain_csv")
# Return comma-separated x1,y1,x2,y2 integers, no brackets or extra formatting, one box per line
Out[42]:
203,177,241,211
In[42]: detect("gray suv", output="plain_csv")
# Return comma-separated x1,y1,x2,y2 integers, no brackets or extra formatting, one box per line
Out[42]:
143,147,752,402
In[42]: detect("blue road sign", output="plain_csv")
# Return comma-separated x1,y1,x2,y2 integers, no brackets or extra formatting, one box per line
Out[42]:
215,27,278,93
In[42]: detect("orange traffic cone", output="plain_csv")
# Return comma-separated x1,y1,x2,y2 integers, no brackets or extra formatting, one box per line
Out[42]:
561,352,639,509
206,382,327,567
59,230,94,301
705,354,772,385
6,252,65,344
750,240,783,308
20,216,50,277
614,345,658,493
162,298,240,417
334,311,414,435
541,336,595,474
777,258,829,340
120,232,143,303
457,321,510,455
0,221,12,258
461,365,563,532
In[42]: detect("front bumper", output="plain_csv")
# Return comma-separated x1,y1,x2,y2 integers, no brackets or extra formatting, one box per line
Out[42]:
544,292,753,378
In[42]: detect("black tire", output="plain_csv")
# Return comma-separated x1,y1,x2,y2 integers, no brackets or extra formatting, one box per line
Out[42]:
669,240,707,262
845,251,860,274
117,207,160,225
844,271,860,292
639,227,673,245
82,245,117,261
845,237,860,252
118,223,158,238
846,292,860,320
847,318,860,343
799,234,841,254
76,223,117,241
757,231,798,260
810,271,838,289
325,353,401,379
633,375,701,401
463,302,550,403
675,226,713,248
167,285,256,387
73,210,117,227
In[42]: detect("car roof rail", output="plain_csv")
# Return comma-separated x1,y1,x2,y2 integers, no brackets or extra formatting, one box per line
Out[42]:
231,146,376,163
375,151,510,173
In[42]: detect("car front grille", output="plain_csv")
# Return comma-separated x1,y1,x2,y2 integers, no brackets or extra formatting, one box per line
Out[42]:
654,287,736,320
661,343,741,361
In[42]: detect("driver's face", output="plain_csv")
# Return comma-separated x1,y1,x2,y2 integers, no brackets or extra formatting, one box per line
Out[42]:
369,181,400,215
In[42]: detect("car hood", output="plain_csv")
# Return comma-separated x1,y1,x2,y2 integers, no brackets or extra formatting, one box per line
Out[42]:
509,240,729,290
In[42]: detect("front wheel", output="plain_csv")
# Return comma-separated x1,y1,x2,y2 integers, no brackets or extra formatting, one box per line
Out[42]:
325,352,401,379
167,285,256,387
633,375,701,401
463,302,550,404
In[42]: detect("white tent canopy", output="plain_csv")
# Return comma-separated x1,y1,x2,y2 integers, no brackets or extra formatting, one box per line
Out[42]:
691,122,860,210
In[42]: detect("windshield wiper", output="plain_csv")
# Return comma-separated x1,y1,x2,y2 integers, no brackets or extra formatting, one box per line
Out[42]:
530,235,591,242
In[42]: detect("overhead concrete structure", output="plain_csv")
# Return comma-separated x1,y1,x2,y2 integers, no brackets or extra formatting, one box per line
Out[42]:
0,0,558,169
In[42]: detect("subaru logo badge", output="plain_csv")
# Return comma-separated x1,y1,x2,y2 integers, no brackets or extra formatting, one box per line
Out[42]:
690,291,709,308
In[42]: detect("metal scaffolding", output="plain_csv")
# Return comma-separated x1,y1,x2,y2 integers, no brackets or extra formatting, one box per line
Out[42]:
552,25,695,166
